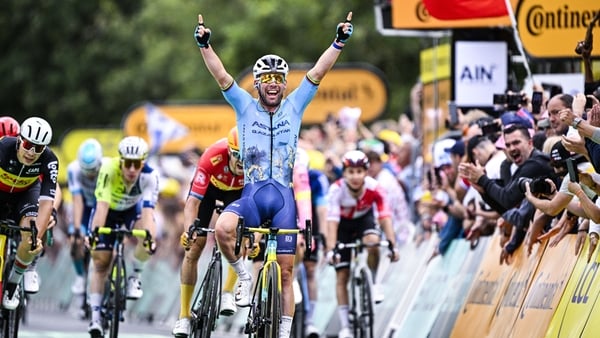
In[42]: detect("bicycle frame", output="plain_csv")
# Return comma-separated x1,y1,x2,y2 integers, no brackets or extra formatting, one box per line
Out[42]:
187,220,222,338
234,217,312,338
95,225,149,338
335,239,389,338
0,219,37,338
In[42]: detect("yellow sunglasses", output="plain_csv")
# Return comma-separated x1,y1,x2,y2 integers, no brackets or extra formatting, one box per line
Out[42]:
259,73,286,84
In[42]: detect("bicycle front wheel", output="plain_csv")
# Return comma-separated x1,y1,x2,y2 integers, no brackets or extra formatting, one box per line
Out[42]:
192,253,222,338
109,258,125,338
258,263,280,338
357,268,374,338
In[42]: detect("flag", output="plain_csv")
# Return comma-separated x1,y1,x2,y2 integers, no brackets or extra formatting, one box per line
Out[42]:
145,103,189,155
422,0,508,21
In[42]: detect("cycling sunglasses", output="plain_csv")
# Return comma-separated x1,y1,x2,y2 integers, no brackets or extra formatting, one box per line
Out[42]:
230,149,242,160
121,158,143,170
259,73,285,84
19,137,46,154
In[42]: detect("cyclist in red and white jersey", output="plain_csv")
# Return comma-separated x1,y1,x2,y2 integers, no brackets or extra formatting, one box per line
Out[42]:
172,127,244,338
325,150,400,338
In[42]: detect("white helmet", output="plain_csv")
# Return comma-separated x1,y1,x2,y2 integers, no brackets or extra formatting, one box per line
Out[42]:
118,136,149,160
20,117,52,145
253,54,289,80
78,138,103,172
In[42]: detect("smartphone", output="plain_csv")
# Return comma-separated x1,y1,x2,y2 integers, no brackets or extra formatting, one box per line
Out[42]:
448,101,459,126
531,91,543,114
566,158,579,183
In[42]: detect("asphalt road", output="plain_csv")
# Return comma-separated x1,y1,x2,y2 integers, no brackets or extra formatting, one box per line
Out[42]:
19,306,248,338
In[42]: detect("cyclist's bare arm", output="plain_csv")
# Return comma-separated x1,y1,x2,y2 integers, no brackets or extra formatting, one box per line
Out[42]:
307,11,353,83
90,201,109,233
196,14,235,90
71,193,85,232
36,199,54,237
325,220,339,252
138,206,157,239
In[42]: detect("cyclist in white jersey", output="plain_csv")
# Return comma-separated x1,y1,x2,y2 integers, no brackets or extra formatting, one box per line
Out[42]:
66,138,104,316
87,136,159,337
193,10,354,338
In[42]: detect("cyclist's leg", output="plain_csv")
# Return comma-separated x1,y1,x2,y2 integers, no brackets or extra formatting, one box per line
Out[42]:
88,246,113,325
215,191,260,306
3,188,42,304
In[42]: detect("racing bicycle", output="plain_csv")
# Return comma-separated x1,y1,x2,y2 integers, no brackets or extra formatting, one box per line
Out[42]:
0,216,37,338
90,224,153,338
186,218,222,338
235,217,312,338
334,239,392,338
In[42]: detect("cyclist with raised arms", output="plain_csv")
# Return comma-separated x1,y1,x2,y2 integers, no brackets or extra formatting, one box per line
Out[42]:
87,136,158,337
0,117,58,309
193,10,354,338
172,127,245,338
325,150,400,338
66,138,104,317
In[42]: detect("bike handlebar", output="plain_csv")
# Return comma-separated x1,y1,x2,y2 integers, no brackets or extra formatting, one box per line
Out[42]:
335,240,391,252
234,217,312,256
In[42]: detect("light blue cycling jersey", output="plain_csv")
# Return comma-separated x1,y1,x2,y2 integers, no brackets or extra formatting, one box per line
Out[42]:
223,77,318,187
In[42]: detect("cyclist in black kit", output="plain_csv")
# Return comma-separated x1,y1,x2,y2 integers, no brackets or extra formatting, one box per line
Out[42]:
0,117,59,310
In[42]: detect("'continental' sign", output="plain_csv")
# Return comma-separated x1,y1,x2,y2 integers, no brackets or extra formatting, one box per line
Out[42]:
392,0,600,59
517,0,600,58
237,64,388,124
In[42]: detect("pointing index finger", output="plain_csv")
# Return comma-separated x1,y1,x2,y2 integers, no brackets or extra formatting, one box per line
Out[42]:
198,14,204,26
346,12,352,23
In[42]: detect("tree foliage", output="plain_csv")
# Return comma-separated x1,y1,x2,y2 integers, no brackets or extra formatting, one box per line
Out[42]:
0,0,422,143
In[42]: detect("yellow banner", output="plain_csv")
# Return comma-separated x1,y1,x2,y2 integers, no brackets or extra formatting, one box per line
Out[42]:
420,44,451,84
487,238,546,337
546,237,599,337
450,234,514,337
513,236,578,338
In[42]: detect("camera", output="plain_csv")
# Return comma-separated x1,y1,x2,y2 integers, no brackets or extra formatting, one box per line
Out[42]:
477,119,502,137
493,93,525,111
517,177,553,195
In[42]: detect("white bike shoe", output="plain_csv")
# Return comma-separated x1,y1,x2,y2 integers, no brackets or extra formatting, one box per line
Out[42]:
172,317,190,337
235,278,252,307
126,276,143,299
305,323,320,338
2,284,20,310
88,320,104,337
220,292,237,316
24,269,40,294
338,326,353,338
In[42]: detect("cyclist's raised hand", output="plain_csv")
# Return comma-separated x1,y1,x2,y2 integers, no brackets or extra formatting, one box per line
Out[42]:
335,12,353,44
194,14,211,48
